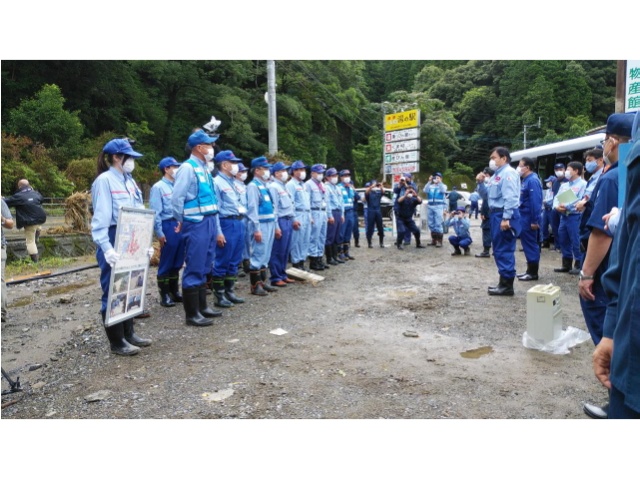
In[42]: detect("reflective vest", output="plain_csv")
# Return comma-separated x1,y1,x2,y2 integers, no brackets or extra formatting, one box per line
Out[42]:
251,179,275,223
183,158,219,223
339,183,354,209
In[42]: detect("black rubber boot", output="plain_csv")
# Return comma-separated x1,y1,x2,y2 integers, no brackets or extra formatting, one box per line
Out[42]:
333,244,345,263
435,233,443,248
569,260,581,275
157,276,176,307
488,276,515,296
429,233,437,246
345,244,355,259
212,277,233,308
396,235,404,250
242,259,251,274
554,257,572,273
367,237,373,248
326,245,338,265
541,240,550,249
518,262,539,281
123,319,152,347
415,234,425,248
336,244,347,262
168,275,183,303
476,247,491,258
224,278,245,304
318,255,329,269
250,271,268,296
102,311,140,355
354,237,360,248
261,269,278,292
182,287,213,326
379,237,385,248
451,246,462,256
199,285,222,318
463,246,471,255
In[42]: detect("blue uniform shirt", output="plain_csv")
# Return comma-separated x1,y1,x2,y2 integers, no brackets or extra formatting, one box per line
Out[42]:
445,216,471,238
553,177,587,213
423,182,447,204
287,178,311,213
488,163,520,219
91,166,144,253
586,163,619,238
519,172,543,223
366,187,384,210
214,171,245,217
172,155,219,227
305,179,329,217
247,177,275,228
269,178,295,218
149,177,175,238
326,181,344,214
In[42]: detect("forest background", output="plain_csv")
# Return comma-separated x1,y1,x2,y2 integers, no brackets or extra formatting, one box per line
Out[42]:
0,60,616,198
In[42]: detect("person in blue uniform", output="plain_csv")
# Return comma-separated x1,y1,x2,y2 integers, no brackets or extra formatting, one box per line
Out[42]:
516,157,543,281
324,168,345,265
212,150,246,308
394,173,418,246
149,157,184,307
552,161,587,275
474,168,493,258
172,129,223,326
337,169,357,260
365,179,385,248
579,112,636,419
593,112,640,419
423,173,447,247
395,182,424,249
306,164,330,269
576,148,605,251
286,160,311,271
91,138,152,355
549,163,568,250
447,186,461,213
445,207,471,255
469,190,480,219
268,162,296,287
486,146,521,296
247,156,277,295
234,162,250,278
540,176,556,248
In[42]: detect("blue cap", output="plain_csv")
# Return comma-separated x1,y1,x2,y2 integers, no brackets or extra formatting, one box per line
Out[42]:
606,112,635,137
158,157,181,171
251,156,271,169
103,138,143,158
403,173,412,179
553,163,565,169
214,150,241,163
237,162,248,172
544,176,556,183
325,167,338,177
456,206,466,212
311,164,325,173
188,129,219,148
339,169,350,176
364,181,372,187
271,161,287,173
291,160,306,171
433,172,442,178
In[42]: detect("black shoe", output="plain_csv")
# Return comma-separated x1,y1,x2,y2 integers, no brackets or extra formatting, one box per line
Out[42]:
488,276,515,296
583,402,608,419
475,250,491,258
463,247,471,256
554,257,572,273
451,247,462,256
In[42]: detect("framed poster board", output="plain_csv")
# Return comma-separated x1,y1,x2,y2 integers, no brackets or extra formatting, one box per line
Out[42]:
105,207,155,327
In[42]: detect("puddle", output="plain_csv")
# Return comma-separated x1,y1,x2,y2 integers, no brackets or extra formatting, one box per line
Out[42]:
45,279,96,297
460,346,494,359
8,296,34,308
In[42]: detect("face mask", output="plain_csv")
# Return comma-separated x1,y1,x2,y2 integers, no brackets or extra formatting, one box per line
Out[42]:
330,177,338,185
123,159,135,173
563,170,571,179
261,170,270,181
229,164,239,176
202,147,214,162
279,171,289,182
489,160,497,170
168,168,176,179
298,171,307,181
343,176,351,184
555,170,564,178
407,193,414,198
484,179,490,185
585,160,597,173
239,173,248,182
315,173,323,182
515,166,523,176
207,161,214,173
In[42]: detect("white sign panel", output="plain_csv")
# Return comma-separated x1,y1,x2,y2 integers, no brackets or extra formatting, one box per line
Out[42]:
384,151,419,164
385,139,419,154
626,60,640,112
384,162,420,175
384,128,420,142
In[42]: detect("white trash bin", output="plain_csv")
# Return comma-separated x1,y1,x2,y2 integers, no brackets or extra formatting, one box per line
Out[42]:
526,284,562,344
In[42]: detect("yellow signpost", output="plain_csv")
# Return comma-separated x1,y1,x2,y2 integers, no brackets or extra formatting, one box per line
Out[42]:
384,109,420,132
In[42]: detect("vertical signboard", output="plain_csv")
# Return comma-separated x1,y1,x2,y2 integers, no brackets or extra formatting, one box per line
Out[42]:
626,60,640,113
383,109,421,182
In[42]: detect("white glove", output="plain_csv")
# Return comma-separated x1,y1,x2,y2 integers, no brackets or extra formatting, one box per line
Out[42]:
104,249,120,267
147,247,155,259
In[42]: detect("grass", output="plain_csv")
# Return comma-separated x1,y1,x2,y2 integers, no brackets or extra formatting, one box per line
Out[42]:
5,254,96,278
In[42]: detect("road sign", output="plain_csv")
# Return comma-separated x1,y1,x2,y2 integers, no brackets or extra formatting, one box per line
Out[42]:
384,162,420,175
384,128,419,142
384,139,419,154
384,109,420,132
384,151,419,164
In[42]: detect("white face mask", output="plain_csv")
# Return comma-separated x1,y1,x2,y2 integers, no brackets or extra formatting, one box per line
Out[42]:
298,171,307,181
515,166,523,176
565,170,574,180
207,161,214,173
315,173,323,182
238,172,248,182
279,171,289,182
229,163,239,176
407,193,414,198
343,176,351,184
123,159,135,173
261,170,270,181
330,177,338,185
203,147,214,162
555,170,564,178
489,159,497,170
484,179,490,185
168,168,176,179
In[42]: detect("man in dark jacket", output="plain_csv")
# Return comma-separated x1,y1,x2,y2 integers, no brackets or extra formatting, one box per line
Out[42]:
4,179,47,262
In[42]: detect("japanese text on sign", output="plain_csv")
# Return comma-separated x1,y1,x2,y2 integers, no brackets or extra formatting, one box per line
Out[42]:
384,162,420,174
385,109,420,132
626,60,640,112
385,151,419,164
385,139,419,154
384,128,420,142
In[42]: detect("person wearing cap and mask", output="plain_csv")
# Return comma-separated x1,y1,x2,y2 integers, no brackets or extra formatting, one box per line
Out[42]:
365,179,386,248
149,157,184,308
540,175,556,249
549,162,568,251
268,162,296,287
516,157,543,282
423,173,447,247
286,160,312,271
247,156,278,294
395,181,424,250
91,138,153,355
172,129,224,327
323,167,345,266
579,112,636,419
211,150,246,308
234,162,250,277
306,164,331,269
474,167,494,258
337,169,357,260
486,146,521,296
576,149,605,251
394,173,418,246
445,207,472,255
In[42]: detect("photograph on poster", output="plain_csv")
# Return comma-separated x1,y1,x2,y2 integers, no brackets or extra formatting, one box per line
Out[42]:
129,269,145,290
110,293,127,317
126,289,143,312
113,271,131,294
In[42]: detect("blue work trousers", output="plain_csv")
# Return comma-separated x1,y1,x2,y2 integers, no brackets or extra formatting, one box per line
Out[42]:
480,216,491,248
250,221,276,270
541,207,552,242
579,276,608,345
519,214,540,263
427,204,445,233
449,235,472,249
213,217,245,278
269,217,293,282
558,214,583,262
366,209,384,239
551,209,561,245
290,212,311,264
242,217,250,261
609,384,640,419
490,211,521,279
97,226,117,314
325,210,343,246
309,210,327,257
157,219,185,277
339,209,356,244
181,214,217,289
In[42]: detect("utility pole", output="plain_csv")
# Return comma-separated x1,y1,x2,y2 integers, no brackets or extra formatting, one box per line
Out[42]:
267,60,278,155
523,117,541,150
615,60,626,113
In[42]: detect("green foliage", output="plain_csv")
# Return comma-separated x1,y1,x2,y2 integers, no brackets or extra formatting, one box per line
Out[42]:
64,158,97,193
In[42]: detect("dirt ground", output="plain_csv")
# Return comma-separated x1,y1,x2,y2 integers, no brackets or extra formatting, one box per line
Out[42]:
1,216,607,423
